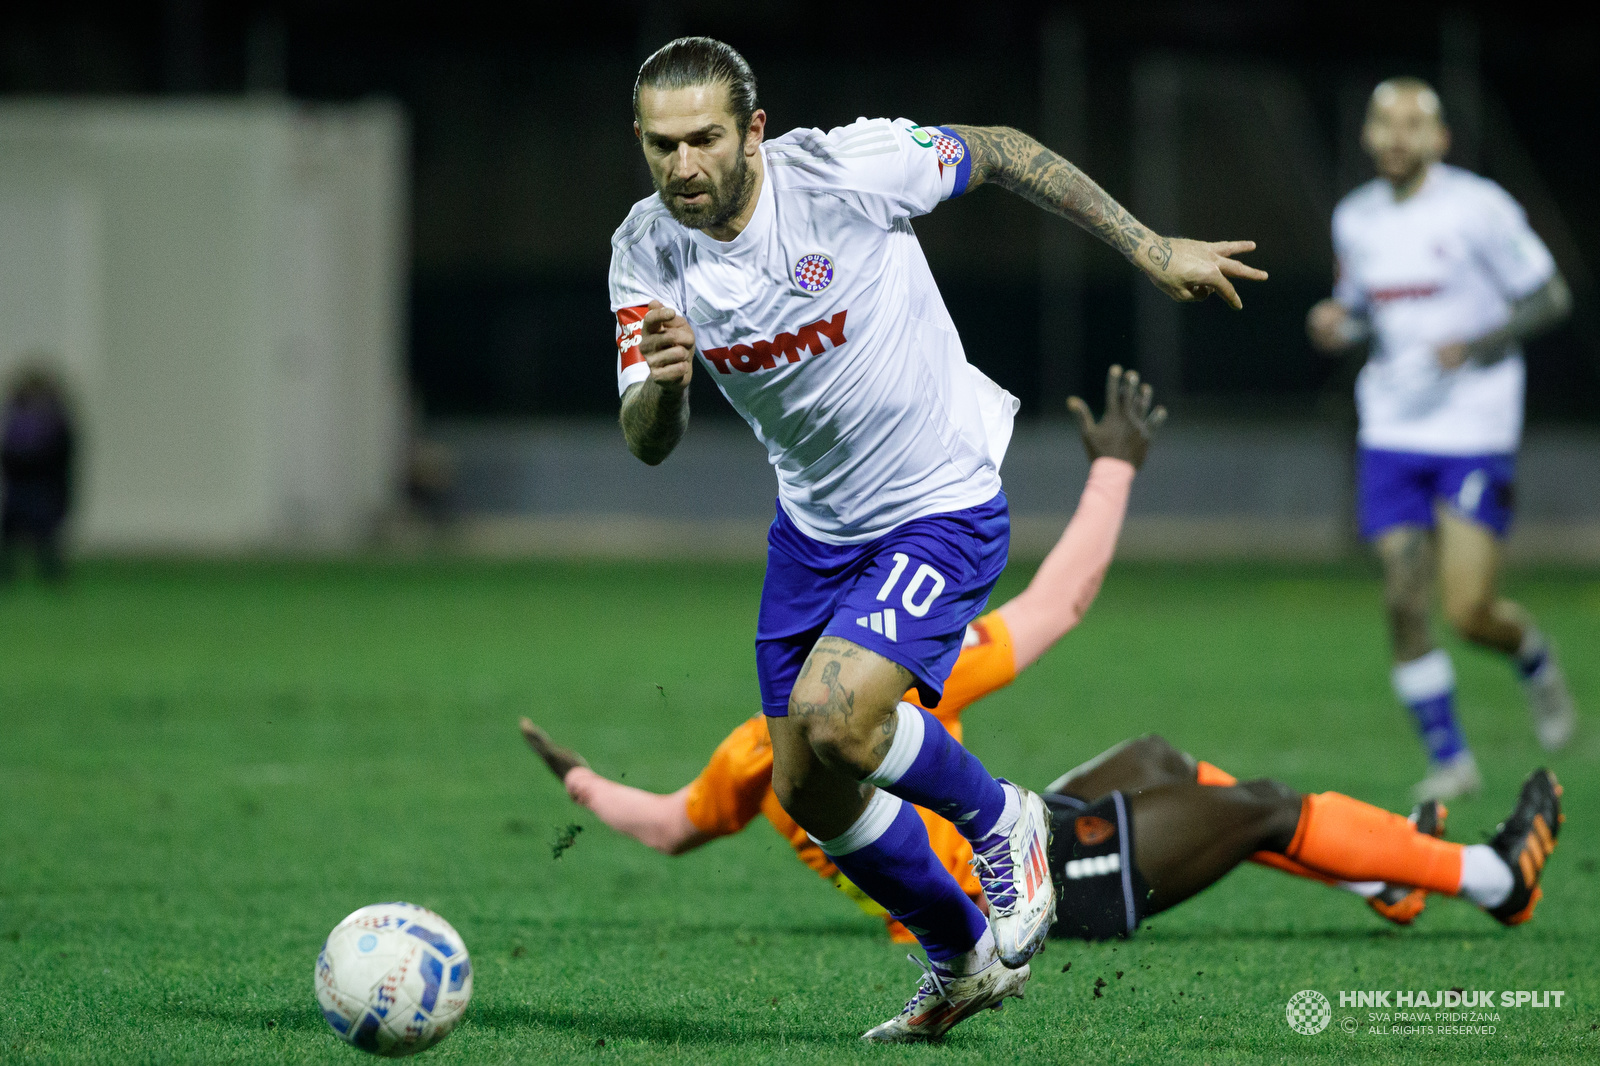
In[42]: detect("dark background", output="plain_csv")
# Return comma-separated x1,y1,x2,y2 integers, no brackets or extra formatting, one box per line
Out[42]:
5,1,1595,423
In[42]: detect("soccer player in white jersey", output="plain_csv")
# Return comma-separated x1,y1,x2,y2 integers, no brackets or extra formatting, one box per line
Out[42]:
610,38,1265,1041
1308,78,1576,802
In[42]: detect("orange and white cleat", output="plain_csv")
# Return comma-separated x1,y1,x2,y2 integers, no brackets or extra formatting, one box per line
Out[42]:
1366,800,1447,926
1486,769,1563,926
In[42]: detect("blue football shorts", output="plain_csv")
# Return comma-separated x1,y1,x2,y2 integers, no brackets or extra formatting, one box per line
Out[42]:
1357,447,1516,540
755,492,1010,716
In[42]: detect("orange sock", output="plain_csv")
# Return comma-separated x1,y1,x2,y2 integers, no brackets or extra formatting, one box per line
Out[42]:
1195,761,1341,886
1287,792,1463,894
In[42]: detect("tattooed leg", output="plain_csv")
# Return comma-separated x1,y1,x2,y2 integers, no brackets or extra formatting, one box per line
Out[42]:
1376,525,1435,663
769,638,993,966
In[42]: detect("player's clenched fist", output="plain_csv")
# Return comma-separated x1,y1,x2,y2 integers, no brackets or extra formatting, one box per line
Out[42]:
640,300,696,393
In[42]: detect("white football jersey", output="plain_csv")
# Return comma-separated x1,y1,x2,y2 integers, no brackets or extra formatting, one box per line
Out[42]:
1333,164,1555,455
609,118,1018,544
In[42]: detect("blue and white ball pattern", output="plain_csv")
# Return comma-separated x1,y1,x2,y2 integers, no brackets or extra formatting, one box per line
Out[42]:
315,902,472,1057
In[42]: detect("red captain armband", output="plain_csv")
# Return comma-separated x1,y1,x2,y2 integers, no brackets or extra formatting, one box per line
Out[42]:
616,305,649,369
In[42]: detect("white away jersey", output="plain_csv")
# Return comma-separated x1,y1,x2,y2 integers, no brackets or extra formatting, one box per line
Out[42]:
1333,164,1555,455
609,118,1018,544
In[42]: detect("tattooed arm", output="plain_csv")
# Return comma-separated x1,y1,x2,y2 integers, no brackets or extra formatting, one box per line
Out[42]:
948,124,1268,309
1438,272,1572,370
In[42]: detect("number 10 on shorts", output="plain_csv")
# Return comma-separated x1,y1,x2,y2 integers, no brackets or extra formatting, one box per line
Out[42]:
876,552,947,617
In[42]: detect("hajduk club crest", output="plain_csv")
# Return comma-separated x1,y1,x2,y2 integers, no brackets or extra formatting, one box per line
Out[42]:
793,253,834,293
932,131,965,167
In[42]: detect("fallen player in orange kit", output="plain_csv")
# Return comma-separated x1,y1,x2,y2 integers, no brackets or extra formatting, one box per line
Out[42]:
524,370,1562,941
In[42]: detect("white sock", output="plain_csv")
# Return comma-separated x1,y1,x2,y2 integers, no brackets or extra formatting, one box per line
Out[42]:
986,782,1021,838
1457,844,1514,908
810,788,901,856
1340,880,1385,899
934,926,997,976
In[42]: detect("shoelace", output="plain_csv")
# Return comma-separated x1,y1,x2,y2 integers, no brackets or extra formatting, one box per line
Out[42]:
897,954,949,1018
969,831,1019,915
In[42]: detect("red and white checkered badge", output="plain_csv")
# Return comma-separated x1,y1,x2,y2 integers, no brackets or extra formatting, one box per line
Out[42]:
933,133,965,167
793,252,834,294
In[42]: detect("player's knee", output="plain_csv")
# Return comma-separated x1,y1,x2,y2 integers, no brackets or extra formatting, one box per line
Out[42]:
770,760,804,814
785,692,883,775
1237,778,1303,850
1442,593,1493,642
805,724,876,777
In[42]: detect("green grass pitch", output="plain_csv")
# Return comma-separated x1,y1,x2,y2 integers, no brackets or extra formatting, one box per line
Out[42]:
2,559,1597,1063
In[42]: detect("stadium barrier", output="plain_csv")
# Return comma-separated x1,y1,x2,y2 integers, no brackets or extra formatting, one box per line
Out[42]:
431,420,1600,565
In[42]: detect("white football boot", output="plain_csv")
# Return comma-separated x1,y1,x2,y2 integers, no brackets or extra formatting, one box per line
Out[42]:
1523,648,1578,752
968,783,1056,968
860,950,1030,1043
1412,750,1482,804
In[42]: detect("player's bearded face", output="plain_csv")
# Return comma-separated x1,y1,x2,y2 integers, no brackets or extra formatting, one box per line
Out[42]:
654,141,755,231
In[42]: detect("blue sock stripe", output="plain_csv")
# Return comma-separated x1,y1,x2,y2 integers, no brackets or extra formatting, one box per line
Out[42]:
1406,692,1466,764
863,703,925,787
1517,647,1548,680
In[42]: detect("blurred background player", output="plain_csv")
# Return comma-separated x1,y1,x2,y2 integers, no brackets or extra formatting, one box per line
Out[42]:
1307,77,1577,802
1,365,76,585
612,37,1264,1039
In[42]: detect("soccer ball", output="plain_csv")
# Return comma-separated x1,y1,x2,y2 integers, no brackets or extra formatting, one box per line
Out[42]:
315,902,473,1056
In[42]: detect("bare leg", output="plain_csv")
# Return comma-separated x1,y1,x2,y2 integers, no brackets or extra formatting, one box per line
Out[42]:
1128,779,1303,913
1437,506,1578,750
1436,507,1525,654
1375,525,1436,663
767,713,875,839
774,637,1007,971
1376,523,1480,794
770,637,911,838
1047,737,1390,902
1045,734,1196,799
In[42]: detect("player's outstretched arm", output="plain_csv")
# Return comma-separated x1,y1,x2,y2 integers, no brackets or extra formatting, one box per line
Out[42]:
519,718,713,855
1438,271,1573,370
996,366,1164,671
948,125,1267,308
619,300,695,465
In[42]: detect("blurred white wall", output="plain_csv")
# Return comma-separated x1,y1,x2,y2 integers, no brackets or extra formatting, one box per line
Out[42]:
0,99,407,551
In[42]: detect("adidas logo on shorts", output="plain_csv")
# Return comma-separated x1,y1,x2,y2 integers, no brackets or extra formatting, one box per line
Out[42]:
855,609,898,641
